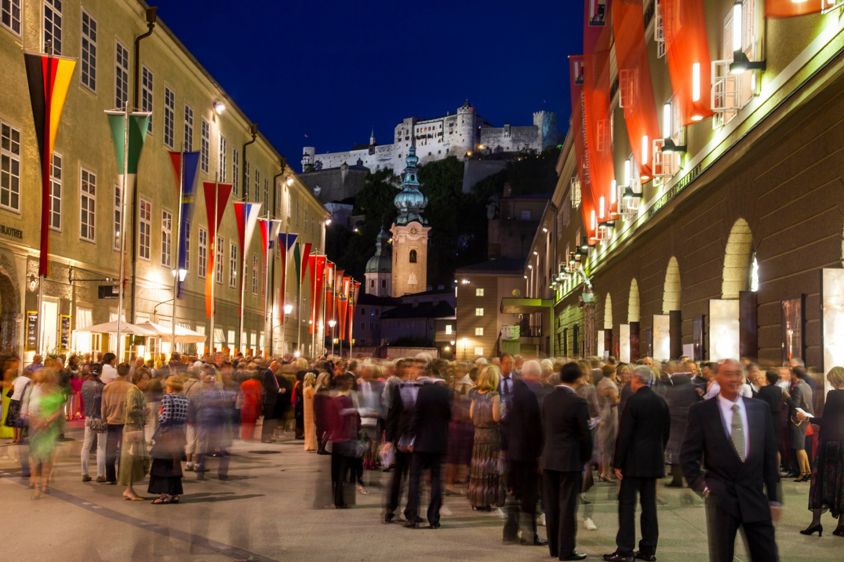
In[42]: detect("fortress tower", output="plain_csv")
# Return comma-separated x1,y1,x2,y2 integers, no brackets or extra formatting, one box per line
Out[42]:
390,146,430,296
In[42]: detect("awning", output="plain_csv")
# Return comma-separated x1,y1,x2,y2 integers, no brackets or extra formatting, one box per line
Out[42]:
76,320,158,336
137,321,206,343
500,297,554,315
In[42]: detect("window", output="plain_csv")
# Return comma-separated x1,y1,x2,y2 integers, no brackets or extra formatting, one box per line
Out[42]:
183,105,193,150
215,235,224,284
2,0,21,35
79,168,96,242
475,327,484,336
161,209,172,267
183,221,191,272
0,122,20,211
112,184,122,250
43,0,61,55
49,154,61,230
254,168,261,202
200,119,209,173
445,324,453,335
229,242,238,287
219,135,227,181
381,279,386,289
475,288,484,297
163,87,175,148
251,254,259,294
138,199,151,259
197,227,207,278
263,177,269,208
80,10,96,90
473,346,484,357
475,307,484,317
114,41,129,110
141,66,153,132
409,249,417,263
232,149,239,195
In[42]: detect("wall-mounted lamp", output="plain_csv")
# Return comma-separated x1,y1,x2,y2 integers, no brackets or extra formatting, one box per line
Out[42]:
213,100,226,115
729,2,765,75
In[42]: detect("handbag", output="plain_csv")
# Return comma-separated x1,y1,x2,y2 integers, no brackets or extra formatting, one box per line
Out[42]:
87,418,108,433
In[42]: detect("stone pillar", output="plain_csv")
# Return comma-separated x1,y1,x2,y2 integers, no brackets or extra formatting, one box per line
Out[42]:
583,301,597,357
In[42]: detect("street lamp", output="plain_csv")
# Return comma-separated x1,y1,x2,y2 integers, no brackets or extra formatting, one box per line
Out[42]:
328,319,337,356
281,303,293,355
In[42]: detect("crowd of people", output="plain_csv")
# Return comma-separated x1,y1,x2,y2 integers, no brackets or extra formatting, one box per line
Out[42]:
1,349,843,562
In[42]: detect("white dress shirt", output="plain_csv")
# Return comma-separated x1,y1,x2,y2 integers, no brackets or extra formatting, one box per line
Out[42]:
100,363,118,384
717,394,749,461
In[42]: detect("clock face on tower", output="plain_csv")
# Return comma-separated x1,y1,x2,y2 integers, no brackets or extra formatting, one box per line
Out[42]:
410,227,417,235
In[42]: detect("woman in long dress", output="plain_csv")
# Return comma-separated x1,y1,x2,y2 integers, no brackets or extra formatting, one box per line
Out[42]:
303,372,317,452
595,364,619,481
24,368,64,498
466,364,504,511
799,366,844,537
148,375,189,504
119,371,148,501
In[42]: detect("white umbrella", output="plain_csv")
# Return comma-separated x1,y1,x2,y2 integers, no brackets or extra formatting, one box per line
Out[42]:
77,320,159,336
138,321,206,344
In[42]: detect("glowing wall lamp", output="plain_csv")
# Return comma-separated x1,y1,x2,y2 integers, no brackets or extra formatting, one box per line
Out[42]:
729,2,765,75
690,62,704,122
661,102,687,153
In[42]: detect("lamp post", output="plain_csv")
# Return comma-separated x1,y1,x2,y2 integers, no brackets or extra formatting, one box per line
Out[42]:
281,303,293,356
170,267,187,357
328,319,337,356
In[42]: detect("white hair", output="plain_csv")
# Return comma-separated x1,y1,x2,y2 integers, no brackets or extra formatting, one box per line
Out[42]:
522,359,542,378
631,365,654,386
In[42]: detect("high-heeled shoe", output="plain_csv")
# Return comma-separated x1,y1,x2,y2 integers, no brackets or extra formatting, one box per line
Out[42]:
794,474,811,482
800,524,823,537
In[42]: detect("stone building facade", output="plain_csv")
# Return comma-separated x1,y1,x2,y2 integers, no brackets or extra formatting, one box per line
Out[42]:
0,0,329,362
509,1,844,388
301,101,559,174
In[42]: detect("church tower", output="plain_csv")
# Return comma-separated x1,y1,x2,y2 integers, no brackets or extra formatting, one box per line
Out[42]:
390,146,430,296
364,227,392,297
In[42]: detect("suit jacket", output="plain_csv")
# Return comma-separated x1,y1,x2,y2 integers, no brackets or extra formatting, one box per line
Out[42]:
410,382,452,454
756,385,783,430
680,397,780,523
540,386,592,472
385,380,422,445
504,379,543,462
614,386,670,477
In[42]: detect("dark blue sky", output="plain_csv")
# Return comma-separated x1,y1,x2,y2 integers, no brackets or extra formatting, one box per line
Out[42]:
156,0,582,170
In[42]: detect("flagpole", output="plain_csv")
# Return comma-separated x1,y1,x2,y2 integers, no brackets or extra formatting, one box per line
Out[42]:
238,210,247,356
116,103,130,361
262,216,271,357
171,147,184,359
210,172,218,355
280,230,289,356
296,259,302,357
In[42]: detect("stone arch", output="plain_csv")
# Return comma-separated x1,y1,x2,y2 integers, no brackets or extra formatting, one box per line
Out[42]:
603,293,613,330
721,218,753,299
663,257,681,313
628,278,640,322
0,256,20,354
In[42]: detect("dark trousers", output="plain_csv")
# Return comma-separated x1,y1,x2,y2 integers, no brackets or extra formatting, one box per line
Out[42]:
330,450,352,507
705,497,778,562
616,476,658,556
105,424,124,483
543,469,582,559
406,452,443,525
504,459,539,541
386,450,411,515
262,415,279,442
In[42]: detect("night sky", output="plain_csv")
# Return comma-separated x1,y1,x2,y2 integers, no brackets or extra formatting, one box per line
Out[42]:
155,0,583,171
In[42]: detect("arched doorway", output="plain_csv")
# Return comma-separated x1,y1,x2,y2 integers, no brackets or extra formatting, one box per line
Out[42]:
663,257,681,313
721,218,753,299
0,269,20,353
602,293,613,357
658,257,682,360
621,279,640,362
628,278,640,323
711,218,755,360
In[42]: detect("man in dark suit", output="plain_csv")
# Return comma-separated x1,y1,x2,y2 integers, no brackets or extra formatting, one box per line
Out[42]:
680,359,781,562
541,362,592,561
405,376,451,528
261,361,290,443
384,358,423,523
503,359,545,545
604,366,670,562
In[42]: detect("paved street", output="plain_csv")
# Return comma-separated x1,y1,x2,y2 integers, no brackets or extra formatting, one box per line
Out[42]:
0,428,840,562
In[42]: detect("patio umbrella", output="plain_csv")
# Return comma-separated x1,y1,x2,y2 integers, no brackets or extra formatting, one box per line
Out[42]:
137,321,206,344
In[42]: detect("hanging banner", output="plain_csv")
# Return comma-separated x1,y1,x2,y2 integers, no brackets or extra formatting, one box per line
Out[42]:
310,256,327,335
324,261,335,333
233,202,262,258
348,279,361,345
568,54,595,237
613,0,660,182
202,182,233,318
168,151,199,296
299,241,313,285
278,232,298,327
25,53,76,277
339,275,352,341
663,0,713,125
766,0,823,17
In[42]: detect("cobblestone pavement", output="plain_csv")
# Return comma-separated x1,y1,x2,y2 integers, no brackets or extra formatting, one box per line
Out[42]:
0,433,840,562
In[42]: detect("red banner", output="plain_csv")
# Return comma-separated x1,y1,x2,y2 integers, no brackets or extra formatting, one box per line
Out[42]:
202,182,232,318
766,0,823,17
613,0,660,182
569,55,596,238
310,256,327,335
663,0,713,125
